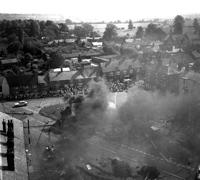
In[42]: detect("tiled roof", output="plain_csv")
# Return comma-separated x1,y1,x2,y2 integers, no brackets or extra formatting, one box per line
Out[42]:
1,58,18,65
49,71,77,82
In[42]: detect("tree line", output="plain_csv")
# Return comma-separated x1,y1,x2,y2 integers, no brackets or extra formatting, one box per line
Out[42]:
103,15,200,42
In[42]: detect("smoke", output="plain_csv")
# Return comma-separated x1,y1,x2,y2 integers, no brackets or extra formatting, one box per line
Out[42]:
35,80,200,179
34,79,111,180
116,86,200,166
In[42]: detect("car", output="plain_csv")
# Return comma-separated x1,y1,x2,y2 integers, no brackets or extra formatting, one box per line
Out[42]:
13,101,28,108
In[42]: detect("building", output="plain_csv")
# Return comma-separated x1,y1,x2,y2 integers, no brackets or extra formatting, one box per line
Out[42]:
48,70,77,89
0,76,10,98
0,58,19,70
161,34,189,51
180,71,200,94
102,58,138,81
0,112,28,180
6,72,38,97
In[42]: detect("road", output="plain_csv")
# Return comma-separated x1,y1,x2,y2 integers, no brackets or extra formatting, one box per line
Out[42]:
0,98,64,175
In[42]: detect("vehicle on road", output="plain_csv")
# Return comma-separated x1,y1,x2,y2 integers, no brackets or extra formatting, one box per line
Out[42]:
13,101,28,108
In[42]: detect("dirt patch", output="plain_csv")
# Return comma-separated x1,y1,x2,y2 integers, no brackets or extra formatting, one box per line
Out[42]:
39,103,65,120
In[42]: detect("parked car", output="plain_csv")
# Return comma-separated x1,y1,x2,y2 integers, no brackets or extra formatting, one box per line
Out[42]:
13,101,28,108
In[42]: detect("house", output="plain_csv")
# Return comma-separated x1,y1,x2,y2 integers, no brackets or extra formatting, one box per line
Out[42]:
91,57,109,66
180,71,200,94
161,34,189,50
167,73,180,93
71,66,101,85
0,58,19,69
144,64,168,91
48,70,77,88
6,72,38,96
48,65,101,88
102,58,138,81
92,42,103,48
0,76,10,98
185,32,200,45
37,74,48,92
102,60,119,79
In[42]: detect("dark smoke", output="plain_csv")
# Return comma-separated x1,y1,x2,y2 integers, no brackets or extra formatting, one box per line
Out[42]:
34,79,110,180
34,80,200,179
116,86,200,165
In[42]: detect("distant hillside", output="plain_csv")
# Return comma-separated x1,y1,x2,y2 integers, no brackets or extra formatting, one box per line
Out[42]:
0,13,66,22
183,13,200,19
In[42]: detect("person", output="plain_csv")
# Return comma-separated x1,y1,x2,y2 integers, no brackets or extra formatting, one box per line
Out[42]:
2,119,6,133
137,166,160,180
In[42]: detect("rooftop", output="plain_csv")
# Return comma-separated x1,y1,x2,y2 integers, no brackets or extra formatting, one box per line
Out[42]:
0,112,28,180
1,59,18,65
49,70,77,82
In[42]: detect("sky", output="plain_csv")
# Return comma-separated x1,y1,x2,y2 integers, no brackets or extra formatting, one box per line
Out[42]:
1,0,200,22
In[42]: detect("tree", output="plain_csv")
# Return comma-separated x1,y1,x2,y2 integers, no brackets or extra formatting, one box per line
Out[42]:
145,23,166,40
73,26,86,38
18,27,24,45
128,20,133,30
48,51,64,68
30,20,40,37
39,21,46,35
23,38,42,55
7,33,18,44
73,24,94,38
43,22,59,39
7,41,22,54
193,18,200,34
65,19,73,25
82,23,94,36
58,23,69,32
135,26,144,38
103,23,117,41
173,15,185,34
22,53,33,66
146,23,157,35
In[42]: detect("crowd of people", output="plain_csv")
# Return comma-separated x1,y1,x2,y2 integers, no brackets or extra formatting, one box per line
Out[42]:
108,80,132,92
3,84,89,101
2,79,134,101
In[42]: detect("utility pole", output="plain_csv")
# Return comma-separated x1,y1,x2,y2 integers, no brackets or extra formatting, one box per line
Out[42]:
28,119,31,145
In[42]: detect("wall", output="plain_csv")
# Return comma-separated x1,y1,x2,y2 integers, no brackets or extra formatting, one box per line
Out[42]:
2,78,9,97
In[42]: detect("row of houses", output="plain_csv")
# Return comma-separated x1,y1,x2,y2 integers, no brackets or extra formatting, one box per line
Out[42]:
1,51,199,98
0,56,141,98
144,60,200,94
